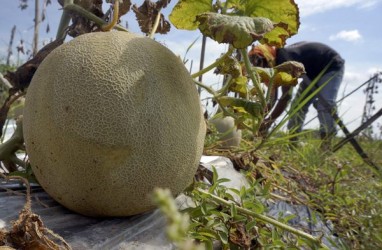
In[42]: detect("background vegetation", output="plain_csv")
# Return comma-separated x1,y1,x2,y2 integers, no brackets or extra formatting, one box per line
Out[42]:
0,0,381,249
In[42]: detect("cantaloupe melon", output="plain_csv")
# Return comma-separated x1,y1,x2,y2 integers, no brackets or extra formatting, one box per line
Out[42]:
23,31,206,217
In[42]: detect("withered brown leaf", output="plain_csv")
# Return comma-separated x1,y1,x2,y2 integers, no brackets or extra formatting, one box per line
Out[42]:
2,39,64,137
229,221,252,248
118,0,132,18
132,0,171,35
58,0,104,37
156,0,171,8
5,38,64,91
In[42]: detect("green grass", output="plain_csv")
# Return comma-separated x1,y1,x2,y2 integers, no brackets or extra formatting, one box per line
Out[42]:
167,128,382,249
268,132,382,249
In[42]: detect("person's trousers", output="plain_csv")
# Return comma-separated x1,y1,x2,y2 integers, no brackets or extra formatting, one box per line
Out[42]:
287,65,345,136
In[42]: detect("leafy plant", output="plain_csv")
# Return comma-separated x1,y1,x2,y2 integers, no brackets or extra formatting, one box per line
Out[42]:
155,166,331,249
2,0,381,249
268,134,382,249
168,0,304,141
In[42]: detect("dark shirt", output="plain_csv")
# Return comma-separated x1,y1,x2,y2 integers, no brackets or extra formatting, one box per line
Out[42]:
276,42,345,80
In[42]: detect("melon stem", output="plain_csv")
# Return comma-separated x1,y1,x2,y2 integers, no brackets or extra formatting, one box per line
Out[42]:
149,7,163,39
102,0,120,31
62,3,128,33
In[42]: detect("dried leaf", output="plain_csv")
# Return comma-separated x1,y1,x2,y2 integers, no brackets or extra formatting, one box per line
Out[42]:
196,13,274,49
16,40,25,54
274,61,305,78
229,222,251,248
5,38,64,91
58,0,104,37
214,56,250,97
19,0,28,10
41,10,46,21
118,0,132,18
156,0,171,8
215,56,242,78
0,188,71,249
132,0,171,35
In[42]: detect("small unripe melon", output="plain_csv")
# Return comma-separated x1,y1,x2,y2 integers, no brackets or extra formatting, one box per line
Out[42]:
209,116,242,148
23,31,206,217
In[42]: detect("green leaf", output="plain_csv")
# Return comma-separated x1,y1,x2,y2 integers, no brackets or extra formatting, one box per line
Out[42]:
225,0,243,9
248,0,300,47
192,234,214,249
212,166,219,184
254,61,305,87
224,192,235,201
200,238,214,250
231,203,238,217
262,181,272,195
210,210,231,221
206,219,220,228
246,219,258,231
196,13,274,49
273,61,305,86
239,186,247,199
271,228,279,241
228,0,300,47
198,228,219,239
253,67,273,84
169,0,213,30
219,96,262,117
228,188,240,196
9,166,38,183
273,72,298,87
232,214,247,222
243,200,265,214
282,214,297,223
216,178,231,184
201,202,209,215
217,231,229,244
230,76,249,98
214,55,249,97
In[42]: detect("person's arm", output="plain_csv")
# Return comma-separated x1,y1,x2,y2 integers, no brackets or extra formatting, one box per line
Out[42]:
259,86,292,135
267,86,292,121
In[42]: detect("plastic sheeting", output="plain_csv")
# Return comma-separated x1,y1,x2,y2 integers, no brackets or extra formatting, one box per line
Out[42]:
0,183,172,249
267,201,340,248
1,156,341,249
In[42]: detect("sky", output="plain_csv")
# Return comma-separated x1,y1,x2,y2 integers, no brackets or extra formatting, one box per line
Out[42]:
0,0,381,137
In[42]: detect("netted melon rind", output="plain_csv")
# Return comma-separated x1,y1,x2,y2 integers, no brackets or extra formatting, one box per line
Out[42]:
23,31,206,217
